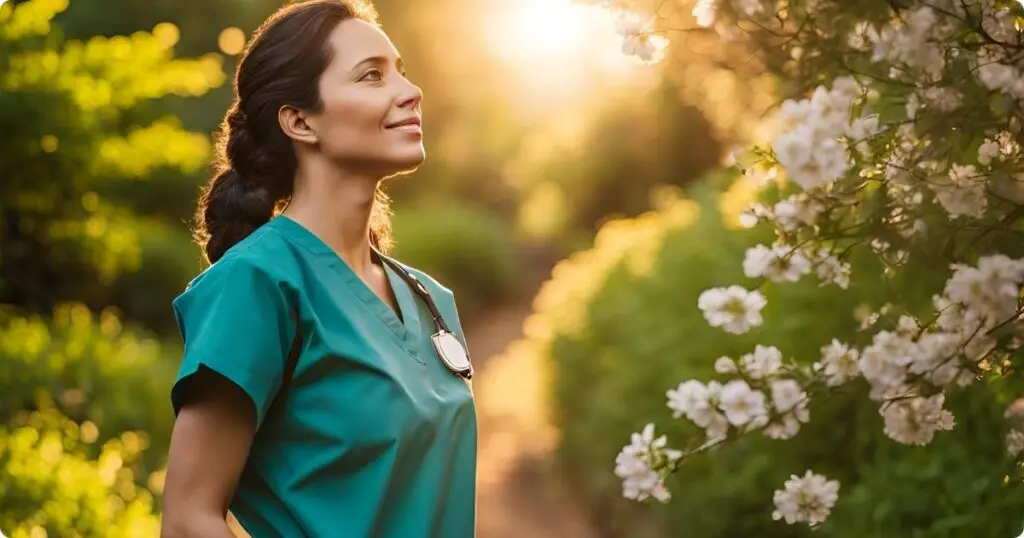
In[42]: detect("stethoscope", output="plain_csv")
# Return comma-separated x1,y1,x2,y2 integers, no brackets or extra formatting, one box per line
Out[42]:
374,250,474,381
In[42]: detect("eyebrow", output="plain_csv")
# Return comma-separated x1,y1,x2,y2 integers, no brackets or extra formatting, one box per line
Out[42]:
350,55,404,72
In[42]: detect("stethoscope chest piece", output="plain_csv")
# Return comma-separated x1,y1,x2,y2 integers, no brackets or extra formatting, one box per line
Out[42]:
431,330,473,379
374,248,474,381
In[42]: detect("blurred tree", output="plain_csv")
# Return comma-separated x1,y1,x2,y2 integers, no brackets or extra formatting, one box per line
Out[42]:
0,0,224,532
508,81,723,251
0,407,162,537
0,0,222,315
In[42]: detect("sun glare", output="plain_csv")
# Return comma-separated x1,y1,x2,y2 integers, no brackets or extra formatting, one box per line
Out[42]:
488,0,593,61
481,0,658,115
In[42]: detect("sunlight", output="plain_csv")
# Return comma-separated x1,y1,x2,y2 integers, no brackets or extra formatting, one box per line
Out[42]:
487,0,593,62
480,0,658,116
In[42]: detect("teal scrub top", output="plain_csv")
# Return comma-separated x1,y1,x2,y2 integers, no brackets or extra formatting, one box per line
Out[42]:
170,215,478,538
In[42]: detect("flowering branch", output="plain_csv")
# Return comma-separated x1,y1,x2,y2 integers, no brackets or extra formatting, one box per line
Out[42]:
580,0,1024,527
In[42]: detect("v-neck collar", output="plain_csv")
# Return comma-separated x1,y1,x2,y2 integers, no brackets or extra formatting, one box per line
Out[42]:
269,215,422,354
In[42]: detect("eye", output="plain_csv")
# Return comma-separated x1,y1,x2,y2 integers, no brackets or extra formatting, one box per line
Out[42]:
359,68,384,82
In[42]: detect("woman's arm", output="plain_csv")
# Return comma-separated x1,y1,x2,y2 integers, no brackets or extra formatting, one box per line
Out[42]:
161,372,257,538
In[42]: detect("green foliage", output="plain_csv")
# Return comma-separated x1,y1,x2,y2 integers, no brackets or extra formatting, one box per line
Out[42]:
107,219,204,336
391,201,524,315
527,176,1024,537
0,304,177,474
0,0,226,532
0,0,222,312
0,408,161,538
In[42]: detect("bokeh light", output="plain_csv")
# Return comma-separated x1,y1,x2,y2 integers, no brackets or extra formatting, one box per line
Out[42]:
152,22,180,49
218,26,246,55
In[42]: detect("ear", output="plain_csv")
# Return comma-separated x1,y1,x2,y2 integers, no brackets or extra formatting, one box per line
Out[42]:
278,105,318,145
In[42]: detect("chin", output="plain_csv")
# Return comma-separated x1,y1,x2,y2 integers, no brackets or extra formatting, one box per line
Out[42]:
384,148,426,177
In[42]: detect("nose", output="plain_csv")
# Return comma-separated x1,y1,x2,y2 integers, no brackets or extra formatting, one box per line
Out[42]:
396,77,422,110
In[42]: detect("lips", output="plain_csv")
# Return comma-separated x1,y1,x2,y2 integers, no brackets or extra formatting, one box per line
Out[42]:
386,117,421,129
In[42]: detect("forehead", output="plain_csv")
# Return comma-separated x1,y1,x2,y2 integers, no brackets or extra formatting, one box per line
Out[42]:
325,18,399,68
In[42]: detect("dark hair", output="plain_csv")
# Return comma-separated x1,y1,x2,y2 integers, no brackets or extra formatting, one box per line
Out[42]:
194,0,393,264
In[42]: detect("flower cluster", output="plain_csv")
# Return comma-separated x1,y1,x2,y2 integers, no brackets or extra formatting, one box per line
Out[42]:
665,345,812,443
772,77,871,192
697,285,766,334
613,423,683,502
610,9,667,63
771,470,841,526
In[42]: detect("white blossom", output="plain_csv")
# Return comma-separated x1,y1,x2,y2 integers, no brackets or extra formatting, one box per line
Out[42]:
868,7,947,81
919,87,963,112
933,295,995,365
714,356,738,374
774,130,849,191
614,424,682,502
976,53,1024,99
932,164,988,219
667,380,730,440
739,344,783,379
880,394,955,445
763,379,810,439
692,0,717,27
771,471,840,526
978,138,1001,166
944,254,1024,327
770,380,806,413
763,411,807,439
814,339,861,387
667,380,712,419
859,330,915,400
614,12,664,63
809,248,852,289
719,379,769,428
739,202,770,228
743,244,812,283
732,0,767,18
698,285,767,334
907,331,965,387
772,194,823,231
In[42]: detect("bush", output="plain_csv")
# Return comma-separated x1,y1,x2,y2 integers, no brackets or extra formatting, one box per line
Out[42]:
0,0,221,312
0,408,161,538
0,304,177,478
109,219,204,336
390,201,523,316
524,177,1024,537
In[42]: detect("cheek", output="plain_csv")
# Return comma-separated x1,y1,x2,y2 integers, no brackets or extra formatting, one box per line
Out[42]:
318,91,387,151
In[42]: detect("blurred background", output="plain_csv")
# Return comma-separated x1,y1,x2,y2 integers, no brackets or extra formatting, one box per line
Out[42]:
1,0,1022,536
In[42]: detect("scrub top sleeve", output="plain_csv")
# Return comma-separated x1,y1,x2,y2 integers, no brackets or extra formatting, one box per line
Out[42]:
170,257,296,430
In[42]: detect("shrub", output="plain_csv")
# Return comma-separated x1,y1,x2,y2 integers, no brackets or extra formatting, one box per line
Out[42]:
0,304,177,479
525,179,1024,537
390,201,523,315
0,408,161,538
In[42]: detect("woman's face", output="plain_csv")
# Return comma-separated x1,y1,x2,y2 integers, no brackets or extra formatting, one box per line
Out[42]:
307,18,424,176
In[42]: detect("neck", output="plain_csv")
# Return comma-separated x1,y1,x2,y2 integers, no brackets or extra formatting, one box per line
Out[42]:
283,156,382,276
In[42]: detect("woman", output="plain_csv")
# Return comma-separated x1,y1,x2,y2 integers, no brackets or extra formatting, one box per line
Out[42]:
159,2,477,537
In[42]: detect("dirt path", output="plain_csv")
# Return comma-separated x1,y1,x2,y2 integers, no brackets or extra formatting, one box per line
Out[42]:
465,302,598,538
